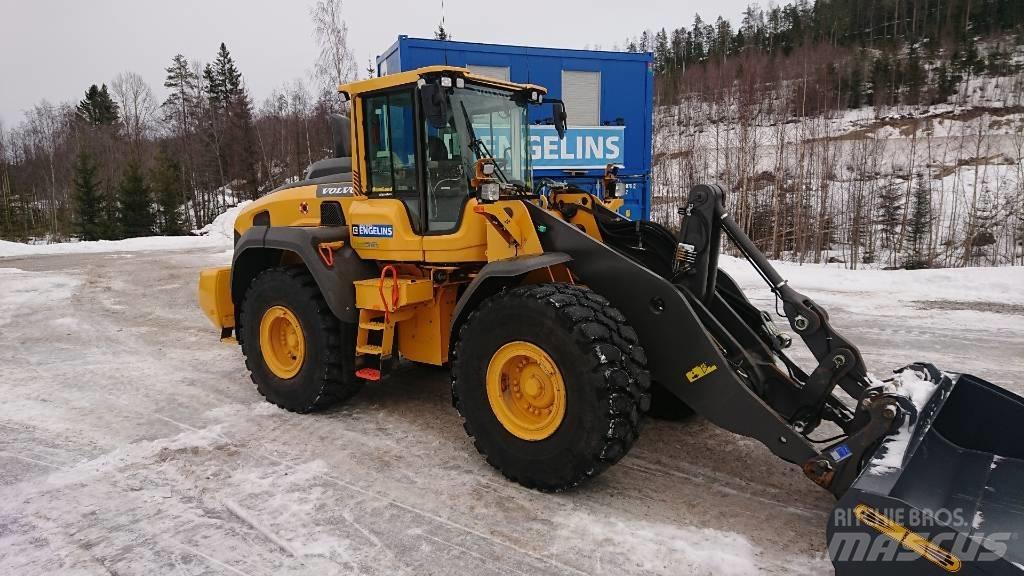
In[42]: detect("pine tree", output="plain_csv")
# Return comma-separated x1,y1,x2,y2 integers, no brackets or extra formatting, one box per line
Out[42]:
904,44,925,106
904,178,933,269
151,149,185,235
654,28,670,73
229,86,262,201
117,161,154,238
206,43,243,111
72,151,105,241
77,84,120,126
100,187,121,240
163,54,198,129
434,22,449,40
876,182,903,263
848,59,864,108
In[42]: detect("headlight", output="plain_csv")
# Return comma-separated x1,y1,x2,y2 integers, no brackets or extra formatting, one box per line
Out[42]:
480,182,500,202
440,76,453,88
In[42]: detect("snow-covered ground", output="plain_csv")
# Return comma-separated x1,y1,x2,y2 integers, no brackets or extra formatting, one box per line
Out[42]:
0,242,1021,575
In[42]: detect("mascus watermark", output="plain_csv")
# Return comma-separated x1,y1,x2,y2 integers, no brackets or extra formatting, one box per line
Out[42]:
830,505,1016,569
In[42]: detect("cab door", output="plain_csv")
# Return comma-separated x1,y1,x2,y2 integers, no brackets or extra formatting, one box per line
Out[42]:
420,110,488,263
348,88,424,261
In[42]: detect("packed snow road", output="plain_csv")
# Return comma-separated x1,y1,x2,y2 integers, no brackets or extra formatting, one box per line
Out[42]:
1,246,1022,576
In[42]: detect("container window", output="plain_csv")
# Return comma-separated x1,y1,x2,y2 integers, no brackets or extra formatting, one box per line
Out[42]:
561,70,600,126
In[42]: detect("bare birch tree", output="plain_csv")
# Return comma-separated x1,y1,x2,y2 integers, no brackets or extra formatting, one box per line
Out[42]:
111,71,156,152
310,0,356,109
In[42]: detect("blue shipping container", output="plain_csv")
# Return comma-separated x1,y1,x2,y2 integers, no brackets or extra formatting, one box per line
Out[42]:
377,36,654,220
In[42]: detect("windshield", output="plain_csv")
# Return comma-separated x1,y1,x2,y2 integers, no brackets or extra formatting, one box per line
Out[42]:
424,84,531,186
421,82,532,232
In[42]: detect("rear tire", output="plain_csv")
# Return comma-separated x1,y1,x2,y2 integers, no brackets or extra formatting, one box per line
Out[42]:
452,283,650,491
238,266,361,413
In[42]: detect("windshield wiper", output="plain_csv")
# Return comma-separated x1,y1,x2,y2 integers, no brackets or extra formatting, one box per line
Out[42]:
458,100,509,184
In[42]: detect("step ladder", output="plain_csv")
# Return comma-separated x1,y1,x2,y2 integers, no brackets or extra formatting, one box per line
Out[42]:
353,266,433,381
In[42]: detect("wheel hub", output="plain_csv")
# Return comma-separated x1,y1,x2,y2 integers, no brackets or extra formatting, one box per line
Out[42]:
486,341,566,441
259,305,305,379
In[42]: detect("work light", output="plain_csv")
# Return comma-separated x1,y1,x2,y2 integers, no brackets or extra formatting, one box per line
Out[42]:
480,182,500,202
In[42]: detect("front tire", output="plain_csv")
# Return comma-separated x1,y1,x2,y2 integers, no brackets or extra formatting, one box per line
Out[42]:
452,283,650,491
238,266,361,413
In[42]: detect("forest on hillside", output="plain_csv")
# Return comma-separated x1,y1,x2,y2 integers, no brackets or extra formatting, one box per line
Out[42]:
626,0,1024,267
2,0,1023,268
0,0,356,243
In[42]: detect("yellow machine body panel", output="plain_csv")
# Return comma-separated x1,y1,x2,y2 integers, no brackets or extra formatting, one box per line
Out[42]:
347,198,424,261
233,184,359,236
398,283,459,365
421,200,489,263
353,276,434,311
198,266,234,330
474,200,545,261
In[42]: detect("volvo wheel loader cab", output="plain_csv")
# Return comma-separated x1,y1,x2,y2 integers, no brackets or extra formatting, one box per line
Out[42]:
198,66,1024,574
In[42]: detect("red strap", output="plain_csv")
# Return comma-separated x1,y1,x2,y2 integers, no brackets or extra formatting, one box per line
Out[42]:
318,244,335,267
378,265,399,324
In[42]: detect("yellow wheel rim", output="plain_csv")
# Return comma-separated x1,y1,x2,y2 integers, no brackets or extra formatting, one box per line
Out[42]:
486,341,566,441
259,306,306,379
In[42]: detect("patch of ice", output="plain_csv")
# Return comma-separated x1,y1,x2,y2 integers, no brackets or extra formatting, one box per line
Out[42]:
50,317,79,329
42,425,229,487
554,511,762,576
0,269,80,327
973,510,985,530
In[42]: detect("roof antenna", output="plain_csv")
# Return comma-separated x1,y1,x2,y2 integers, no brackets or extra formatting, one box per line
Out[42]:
435,0,449,42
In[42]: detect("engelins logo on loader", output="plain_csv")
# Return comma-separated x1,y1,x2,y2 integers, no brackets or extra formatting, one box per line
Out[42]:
352,224,394,238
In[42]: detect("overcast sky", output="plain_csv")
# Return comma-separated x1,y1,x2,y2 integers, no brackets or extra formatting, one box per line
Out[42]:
0,0,752,126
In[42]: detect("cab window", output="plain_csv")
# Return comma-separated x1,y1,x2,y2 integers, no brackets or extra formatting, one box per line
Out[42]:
423,121,469,232
364,90,420,229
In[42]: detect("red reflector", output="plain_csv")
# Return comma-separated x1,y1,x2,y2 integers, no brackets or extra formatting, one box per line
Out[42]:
356,368,381,381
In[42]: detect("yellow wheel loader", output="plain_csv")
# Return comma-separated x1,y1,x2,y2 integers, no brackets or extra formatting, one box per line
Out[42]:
198,66,1024,574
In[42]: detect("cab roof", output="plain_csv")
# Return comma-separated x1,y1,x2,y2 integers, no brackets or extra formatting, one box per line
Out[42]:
338,65,547,99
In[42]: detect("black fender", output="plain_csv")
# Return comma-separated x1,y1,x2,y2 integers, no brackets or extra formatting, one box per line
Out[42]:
450,252,573,338
232,226,377,323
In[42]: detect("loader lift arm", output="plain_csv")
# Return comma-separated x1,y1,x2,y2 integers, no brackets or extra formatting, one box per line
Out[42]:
674,184,915,494
533,184,919,497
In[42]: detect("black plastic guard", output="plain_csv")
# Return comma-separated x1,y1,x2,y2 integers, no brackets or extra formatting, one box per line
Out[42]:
233,226,376,323
829,369,1024,575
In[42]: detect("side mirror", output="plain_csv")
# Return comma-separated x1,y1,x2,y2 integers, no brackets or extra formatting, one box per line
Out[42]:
329,114,351,158
420,83,448,130
552,101,567,140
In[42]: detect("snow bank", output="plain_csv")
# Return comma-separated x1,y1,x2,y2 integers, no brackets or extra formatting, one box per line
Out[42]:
0,203,248,258
194,201,250,241
718,254,1024,306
